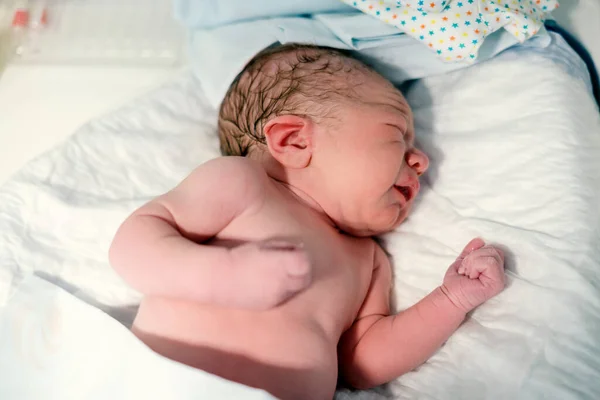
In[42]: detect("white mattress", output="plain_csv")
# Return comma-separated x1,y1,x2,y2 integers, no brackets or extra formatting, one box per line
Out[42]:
1,37,600,399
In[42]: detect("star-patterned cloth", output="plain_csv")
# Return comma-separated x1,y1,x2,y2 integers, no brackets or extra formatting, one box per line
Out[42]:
340,0,559,62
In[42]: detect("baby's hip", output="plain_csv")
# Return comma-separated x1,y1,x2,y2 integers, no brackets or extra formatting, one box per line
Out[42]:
132,296,338,399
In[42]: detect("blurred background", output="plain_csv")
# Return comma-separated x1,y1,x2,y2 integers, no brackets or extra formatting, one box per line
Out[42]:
0,0,185,184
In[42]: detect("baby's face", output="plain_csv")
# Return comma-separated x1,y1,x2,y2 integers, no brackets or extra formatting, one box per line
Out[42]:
313,74,429,236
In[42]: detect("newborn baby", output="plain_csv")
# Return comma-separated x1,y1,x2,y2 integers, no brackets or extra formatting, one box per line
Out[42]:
109,45,506,400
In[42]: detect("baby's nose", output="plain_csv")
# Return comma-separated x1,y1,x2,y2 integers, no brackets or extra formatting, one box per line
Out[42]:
406,149,429,176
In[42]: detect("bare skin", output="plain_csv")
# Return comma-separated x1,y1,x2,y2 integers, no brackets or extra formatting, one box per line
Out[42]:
109,68,506,400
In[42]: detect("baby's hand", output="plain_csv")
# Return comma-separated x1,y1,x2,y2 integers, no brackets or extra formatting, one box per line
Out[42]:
226,238,312,310
441,238,506,313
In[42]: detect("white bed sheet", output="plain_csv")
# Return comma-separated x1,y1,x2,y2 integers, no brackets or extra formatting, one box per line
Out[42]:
0,65,178,185
1,41,600,399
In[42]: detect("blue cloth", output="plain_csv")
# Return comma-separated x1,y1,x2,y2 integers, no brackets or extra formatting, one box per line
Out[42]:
173,0,353,29
179,9,552,107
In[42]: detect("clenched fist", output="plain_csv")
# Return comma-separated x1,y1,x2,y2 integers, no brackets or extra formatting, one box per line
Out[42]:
441,238,506,313
226,238,313,310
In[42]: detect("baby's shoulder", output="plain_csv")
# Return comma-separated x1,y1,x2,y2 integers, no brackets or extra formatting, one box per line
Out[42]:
189,156,269,187
175,157,271,207
195,156,264,174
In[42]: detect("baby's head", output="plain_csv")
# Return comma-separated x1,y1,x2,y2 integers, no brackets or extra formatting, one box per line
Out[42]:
218,44,429,236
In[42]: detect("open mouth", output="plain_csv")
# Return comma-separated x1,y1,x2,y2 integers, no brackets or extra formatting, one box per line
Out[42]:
395,185,413,202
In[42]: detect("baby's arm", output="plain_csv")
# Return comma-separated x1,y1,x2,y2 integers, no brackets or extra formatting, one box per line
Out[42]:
338,239,505,389
109,157,311,310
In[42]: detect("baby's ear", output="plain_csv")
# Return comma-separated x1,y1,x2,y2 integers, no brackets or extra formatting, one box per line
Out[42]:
263,115,313,168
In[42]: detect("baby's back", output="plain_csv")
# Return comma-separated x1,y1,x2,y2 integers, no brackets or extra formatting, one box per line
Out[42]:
133,297,337,399
131,159,377,400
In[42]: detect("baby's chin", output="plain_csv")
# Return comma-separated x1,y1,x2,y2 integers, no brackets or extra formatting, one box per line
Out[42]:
342,205,411,237
382,203,413,232
388,206,410,230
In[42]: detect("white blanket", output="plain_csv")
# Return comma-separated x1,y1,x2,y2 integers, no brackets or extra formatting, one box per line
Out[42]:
1,47,599,399
0,276,275,400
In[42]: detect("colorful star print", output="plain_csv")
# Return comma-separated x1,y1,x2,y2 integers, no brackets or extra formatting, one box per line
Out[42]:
340,0,559,62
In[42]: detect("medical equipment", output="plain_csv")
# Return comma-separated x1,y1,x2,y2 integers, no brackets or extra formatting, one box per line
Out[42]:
2,0,183,67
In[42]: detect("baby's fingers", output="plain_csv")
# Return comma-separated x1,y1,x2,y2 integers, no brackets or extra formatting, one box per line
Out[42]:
474,249,506,290
459,238,486,259
259,238,304,251
495,247,505,263
461,246,503,277
467,256,497,279
450,238,486,277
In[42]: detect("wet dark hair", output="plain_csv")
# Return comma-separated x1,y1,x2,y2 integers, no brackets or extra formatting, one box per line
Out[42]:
217,44,370,157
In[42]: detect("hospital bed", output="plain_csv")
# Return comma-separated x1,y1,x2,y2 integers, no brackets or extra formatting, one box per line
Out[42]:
1,1,599,399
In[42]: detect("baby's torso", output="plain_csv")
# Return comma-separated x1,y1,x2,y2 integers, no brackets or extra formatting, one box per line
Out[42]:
132,180,377,400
